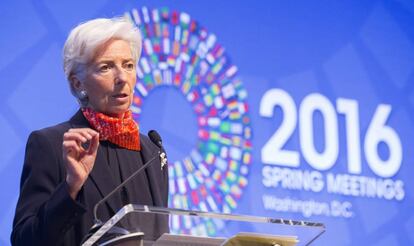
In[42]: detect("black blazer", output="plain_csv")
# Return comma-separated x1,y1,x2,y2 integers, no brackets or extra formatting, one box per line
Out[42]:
11,110,169,246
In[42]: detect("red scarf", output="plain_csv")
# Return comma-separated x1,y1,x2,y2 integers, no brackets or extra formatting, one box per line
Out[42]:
81,108,140,151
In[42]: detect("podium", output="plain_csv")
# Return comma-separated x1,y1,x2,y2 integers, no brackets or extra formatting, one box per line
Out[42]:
82,204,325,246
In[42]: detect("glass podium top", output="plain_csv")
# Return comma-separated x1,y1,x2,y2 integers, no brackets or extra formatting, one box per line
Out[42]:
83,204,325,246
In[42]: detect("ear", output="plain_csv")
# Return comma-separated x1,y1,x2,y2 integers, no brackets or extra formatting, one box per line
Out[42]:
70,74,83,92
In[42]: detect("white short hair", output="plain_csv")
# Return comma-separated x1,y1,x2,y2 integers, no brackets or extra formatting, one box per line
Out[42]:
63,16,142,89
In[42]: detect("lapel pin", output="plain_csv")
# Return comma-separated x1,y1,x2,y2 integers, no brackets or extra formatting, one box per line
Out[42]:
160,152,168,170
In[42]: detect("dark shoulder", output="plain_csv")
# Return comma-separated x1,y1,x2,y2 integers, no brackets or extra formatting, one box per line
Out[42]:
140,133,155,147
21,121,72,184
29,110,88,140
28,121,72,146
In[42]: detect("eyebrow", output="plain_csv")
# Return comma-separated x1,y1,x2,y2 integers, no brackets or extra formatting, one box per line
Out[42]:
95,58,135,64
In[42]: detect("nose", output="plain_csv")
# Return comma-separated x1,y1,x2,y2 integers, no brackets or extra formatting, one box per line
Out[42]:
114,67,127,85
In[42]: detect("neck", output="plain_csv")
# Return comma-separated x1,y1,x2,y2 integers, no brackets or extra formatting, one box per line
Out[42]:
82,106,126,119
107,112,125,119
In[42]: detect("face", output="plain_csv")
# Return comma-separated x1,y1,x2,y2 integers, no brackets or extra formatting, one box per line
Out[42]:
74,39,137,118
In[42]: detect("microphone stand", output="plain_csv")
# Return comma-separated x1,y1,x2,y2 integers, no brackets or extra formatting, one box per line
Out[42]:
82,130,166,245
92,154,159,227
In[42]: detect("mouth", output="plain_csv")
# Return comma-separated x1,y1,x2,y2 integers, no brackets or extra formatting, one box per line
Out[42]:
112,93,129,99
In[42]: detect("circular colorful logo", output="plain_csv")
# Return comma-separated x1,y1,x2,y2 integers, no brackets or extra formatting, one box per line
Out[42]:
126,7,252,236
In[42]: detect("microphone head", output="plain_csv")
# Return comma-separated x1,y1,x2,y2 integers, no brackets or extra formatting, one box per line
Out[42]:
148,130,162,148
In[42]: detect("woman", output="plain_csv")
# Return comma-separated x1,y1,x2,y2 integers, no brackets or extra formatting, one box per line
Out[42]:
11,17,169,246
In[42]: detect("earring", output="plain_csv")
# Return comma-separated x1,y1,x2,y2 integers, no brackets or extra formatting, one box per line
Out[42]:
78,90,88,100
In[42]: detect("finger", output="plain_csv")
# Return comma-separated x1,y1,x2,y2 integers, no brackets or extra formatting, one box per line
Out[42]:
63,140,83,157
87,133,100,155
64,133,91,151
65,131,92,142
68,128,98,139
64,132,89,143
64,130,99,150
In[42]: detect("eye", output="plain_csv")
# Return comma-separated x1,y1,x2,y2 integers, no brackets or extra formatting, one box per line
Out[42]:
125,62,135,70
99,64,110,72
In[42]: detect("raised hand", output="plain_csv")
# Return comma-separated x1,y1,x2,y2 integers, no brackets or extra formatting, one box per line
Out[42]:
62,128,99,199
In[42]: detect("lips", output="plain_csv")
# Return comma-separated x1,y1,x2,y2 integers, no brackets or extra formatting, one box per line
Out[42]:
112,93,128,98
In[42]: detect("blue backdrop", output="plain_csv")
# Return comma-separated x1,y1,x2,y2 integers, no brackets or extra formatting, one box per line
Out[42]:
1,0,414,245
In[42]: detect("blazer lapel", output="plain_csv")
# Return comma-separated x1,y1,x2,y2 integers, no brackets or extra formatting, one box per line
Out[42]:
88,147,124,215
115,148,153,206
139,136,164,206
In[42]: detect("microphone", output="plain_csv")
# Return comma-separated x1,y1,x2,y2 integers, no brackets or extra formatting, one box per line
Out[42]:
148,130,162,148
83,130,165,243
